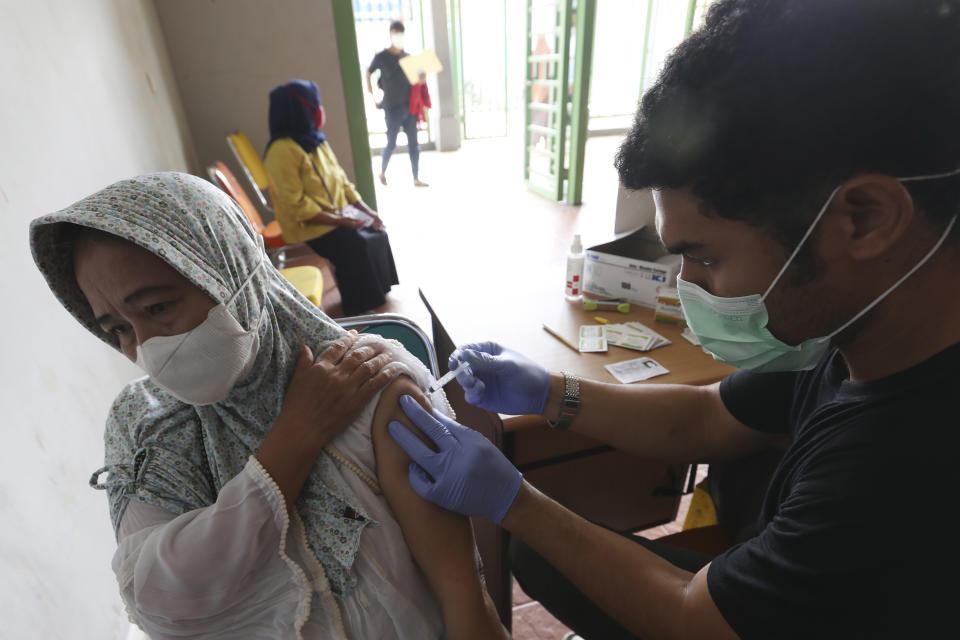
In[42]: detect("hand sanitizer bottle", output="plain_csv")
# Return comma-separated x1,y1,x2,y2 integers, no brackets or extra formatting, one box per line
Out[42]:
565,234,584,301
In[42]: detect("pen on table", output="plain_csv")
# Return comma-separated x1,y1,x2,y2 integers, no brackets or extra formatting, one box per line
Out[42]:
593,316,609,324
542,323,579,352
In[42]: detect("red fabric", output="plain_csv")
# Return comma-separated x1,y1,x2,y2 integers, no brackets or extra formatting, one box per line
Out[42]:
409,82,431,128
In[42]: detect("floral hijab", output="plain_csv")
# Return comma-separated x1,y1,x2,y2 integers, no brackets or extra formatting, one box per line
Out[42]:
30,172,373,594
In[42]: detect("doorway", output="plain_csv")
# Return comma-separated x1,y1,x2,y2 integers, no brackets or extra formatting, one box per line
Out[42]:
346,0,719,207
353,0,435,152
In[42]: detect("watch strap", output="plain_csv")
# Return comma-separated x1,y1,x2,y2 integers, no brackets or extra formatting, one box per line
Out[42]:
548,372,580,429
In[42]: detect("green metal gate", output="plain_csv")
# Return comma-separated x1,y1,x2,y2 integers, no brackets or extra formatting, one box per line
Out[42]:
524,0,572,201
523,0,595,204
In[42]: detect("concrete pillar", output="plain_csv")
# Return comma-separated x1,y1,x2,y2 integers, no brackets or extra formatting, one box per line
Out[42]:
429,0,461,151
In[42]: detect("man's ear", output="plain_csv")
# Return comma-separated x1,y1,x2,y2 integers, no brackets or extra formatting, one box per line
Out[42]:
832,174,915,261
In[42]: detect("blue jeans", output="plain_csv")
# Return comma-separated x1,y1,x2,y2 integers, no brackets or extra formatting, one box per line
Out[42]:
382,104,419,179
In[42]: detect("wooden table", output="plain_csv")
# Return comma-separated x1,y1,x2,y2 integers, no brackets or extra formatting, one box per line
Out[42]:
419,283,734,625
421,283,734,523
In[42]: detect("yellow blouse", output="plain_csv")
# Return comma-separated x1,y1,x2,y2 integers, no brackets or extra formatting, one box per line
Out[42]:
264,138,362,244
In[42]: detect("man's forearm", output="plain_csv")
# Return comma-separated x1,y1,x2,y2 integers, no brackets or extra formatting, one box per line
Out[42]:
502,482,698,638
542,375,720,461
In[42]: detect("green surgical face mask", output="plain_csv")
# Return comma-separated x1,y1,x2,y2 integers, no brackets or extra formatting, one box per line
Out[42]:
677,168,960,373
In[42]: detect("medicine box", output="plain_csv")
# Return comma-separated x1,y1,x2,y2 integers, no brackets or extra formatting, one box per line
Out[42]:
654,286,686,325
583,226,681,309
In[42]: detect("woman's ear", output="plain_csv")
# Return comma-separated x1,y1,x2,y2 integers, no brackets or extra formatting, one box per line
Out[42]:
833,174,915,261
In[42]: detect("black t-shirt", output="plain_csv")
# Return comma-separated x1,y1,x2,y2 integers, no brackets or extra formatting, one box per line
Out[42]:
368,49,411,109
708,344,960,638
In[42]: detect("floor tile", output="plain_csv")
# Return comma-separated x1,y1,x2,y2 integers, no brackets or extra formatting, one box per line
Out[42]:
511,600,573,640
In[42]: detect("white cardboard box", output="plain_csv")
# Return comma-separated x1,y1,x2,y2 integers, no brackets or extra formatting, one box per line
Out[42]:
583,226,681,309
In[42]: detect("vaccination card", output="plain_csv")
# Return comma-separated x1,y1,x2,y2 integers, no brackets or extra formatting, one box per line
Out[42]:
605,357,669,384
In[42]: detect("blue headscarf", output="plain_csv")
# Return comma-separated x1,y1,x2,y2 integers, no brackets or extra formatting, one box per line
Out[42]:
266,79,326,154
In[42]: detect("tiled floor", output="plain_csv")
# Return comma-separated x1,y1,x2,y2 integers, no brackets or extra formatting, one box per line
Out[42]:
289,135,624,328
288,135,704,638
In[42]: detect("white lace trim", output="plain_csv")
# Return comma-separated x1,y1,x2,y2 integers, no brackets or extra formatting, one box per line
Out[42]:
292,508,348,639
325,444,381,494
247,456,313,640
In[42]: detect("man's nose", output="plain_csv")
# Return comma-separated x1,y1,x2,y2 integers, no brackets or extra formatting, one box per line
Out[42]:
678,262,707,292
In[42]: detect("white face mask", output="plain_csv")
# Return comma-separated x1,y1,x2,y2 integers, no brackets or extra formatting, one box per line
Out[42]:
135,258,265,405
391,33,405,49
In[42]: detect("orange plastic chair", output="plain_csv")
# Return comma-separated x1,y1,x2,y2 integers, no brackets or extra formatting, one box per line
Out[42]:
207,161,287,258
207,161,324,306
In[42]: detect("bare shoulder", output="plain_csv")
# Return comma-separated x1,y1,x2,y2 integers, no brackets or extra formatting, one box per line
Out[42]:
370,375,434,466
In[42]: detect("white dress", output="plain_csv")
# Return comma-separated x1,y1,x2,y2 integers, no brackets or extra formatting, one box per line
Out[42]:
111,337,449,639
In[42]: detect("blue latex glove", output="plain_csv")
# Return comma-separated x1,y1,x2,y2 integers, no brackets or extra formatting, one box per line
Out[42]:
388,395,523,523
449,341,550,416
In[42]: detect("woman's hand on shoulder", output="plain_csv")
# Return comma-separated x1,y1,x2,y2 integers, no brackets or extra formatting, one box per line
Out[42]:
276,331,397,453
258,332,397,508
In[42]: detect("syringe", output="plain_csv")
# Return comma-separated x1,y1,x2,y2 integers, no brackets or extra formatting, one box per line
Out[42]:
427,359,472,394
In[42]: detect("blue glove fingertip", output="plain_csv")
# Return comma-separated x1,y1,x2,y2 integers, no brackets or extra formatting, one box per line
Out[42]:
399,394,434,423
408,463,434,497
448,352,462,370
389,419,423,450
387,419,410,444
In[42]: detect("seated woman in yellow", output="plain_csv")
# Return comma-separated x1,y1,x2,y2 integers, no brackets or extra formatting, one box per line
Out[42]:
264,80,398,316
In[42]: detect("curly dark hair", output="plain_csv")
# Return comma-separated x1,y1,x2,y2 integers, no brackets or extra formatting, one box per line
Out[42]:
615,0,960,248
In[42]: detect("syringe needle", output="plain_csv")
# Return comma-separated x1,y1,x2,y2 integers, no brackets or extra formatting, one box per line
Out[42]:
428,360,470,394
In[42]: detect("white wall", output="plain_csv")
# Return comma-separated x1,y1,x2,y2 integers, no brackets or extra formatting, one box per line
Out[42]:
0,1,195,637
614,185,656,235
153,0,355,214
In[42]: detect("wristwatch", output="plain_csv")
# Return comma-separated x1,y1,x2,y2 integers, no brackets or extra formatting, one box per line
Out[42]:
548,372,580,429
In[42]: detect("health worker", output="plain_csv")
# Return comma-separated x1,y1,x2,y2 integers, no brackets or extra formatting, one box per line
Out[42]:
388,1,960,638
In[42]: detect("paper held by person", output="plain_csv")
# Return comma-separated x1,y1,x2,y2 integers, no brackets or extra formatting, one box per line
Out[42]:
399,49,444,84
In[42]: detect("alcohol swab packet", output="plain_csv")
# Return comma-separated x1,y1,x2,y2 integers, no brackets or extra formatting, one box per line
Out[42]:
624,321,671,350
579,325,608,352
427,359,472,394
605,324,654,351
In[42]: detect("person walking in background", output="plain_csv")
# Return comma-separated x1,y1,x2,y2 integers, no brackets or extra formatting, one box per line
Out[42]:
367,20,429,188
264,80,399,317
